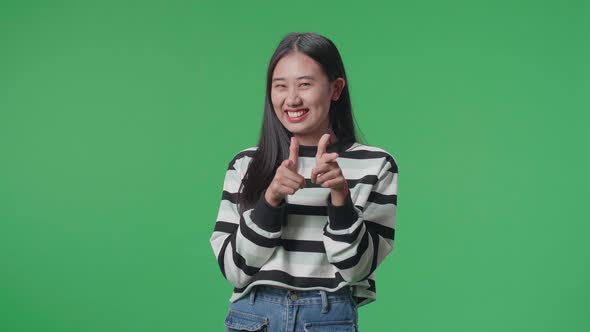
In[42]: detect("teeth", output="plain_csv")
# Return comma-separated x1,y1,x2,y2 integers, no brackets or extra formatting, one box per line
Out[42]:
287,110,307,118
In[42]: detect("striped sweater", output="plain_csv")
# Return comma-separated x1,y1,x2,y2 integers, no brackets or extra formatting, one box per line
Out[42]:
209,140,399,307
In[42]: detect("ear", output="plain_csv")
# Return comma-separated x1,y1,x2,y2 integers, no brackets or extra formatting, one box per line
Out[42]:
330,77,346,101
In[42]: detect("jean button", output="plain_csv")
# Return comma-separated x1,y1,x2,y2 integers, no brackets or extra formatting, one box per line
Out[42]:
290,294,298,300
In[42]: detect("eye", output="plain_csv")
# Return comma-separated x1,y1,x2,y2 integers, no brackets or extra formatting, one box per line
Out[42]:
274,84,286,88
300,83,311,87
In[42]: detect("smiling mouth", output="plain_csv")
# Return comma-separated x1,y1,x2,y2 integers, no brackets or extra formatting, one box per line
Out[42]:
286,109,309,118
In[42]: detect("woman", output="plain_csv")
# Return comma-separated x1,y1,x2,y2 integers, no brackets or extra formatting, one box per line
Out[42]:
210,32,399,332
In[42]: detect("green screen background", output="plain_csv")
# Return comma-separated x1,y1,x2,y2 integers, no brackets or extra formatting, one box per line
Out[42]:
1,0,588,331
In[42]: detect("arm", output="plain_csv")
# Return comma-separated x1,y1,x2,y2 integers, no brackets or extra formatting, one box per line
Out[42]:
209,155,286,288
322,155,398,283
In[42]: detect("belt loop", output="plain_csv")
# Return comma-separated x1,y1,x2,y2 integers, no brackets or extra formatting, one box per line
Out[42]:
319,290,329,313
249,286,257,305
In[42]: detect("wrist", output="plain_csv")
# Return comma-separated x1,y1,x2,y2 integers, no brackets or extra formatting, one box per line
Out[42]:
264,190,283,207
330,187,349,206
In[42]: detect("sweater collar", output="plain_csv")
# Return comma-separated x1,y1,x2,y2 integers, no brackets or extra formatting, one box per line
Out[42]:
297,138,356,156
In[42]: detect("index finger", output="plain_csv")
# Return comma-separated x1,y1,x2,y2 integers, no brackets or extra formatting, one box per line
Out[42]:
316,134,330,160
289,136,299,166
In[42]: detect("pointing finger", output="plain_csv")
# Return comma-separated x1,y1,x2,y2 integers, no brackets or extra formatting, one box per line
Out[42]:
289,136,299,169
316,134,331,161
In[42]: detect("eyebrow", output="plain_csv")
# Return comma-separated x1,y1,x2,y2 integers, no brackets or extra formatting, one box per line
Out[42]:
272,75,315,82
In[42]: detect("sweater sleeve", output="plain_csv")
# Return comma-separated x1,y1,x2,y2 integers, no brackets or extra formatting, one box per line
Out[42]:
209,154,287,288
322,154,398,283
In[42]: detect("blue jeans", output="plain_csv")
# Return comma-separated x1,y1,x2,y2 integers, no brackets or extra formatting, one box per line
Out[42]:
224,284,358,332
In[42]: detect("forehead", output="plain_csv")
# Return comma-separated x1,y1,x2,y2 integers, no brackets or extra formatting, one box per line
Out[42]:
272,52,324,80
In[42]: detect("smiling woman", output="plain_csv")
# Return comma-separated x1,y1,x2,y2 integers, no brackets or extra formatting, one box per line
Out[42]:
210,32,399,332
270,53,345,139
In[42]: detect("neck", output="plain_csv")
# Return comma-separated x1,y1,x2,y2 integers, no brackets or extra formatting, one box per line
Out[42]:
294,129,337,146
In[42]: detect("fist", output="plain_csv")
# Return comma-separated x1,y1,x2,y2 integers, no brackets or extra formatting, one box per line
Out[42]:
311,134,349,193
265,137,306,206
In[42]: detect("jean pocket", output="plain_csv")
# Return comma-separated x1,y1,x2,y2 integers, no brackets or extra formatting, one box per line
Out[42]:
303,319,357,332
224,309,269,332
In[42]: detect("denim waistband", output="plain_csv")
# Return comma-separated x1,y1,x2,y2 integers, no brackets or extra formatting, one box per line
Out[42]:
248,284,353,311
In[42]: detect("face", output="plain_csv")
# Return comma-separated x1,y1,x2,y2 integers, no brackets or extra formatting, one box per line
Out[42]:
270,52,345,145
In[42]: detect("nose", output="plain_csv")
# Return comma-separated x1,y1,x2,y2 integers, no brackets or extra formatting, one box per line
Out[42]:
285,87,302,107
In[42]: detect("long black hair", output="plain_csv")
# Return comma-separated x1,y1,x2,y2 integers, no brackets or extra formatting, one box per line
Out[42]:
238,32,365,215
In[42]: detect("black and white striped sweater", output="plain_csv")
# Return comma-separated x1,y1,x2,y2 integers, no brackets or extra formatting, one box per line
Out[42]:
209,140,399,307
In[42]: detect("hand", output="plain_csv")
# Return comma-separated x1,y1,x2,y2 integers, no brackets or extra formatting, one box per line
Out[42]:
264,137,306,207
310,134,349,202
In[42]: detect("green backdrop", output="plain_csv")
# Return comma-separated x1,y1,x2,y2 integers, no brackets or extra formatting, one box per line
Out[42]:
1,0,588,331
